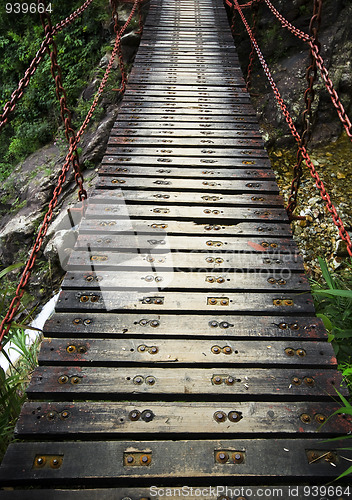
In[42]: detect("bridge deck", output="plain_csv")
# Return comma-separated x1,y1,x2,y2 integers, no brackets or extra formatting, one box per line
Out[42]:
1,0,351,497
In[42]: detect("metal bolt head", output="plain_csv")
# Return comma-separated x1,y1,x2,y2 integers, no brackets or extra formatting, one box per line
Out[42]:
300,413,312,424
129,410,141,421
315,413,326,424
133,376,144,385
209,298,217,305
291,323,299,330
292,377,301,385
228,411,243,423
46,411,56,421
279,323,288,330
77,346,87,354
35,457,46,467
58,375,68,385
80,296,89,303
150,320,159,327
60,411,70,420
216,451,229,463
145,376,156,386
214,411,227,422
220,299,228,306
71,376,80,385
213,376,222,385
209,321,218,327
285,348,295,357
142,410,154,422
304,377,315,387
225,376,235,385
296,348,306,357
126,455,134,464
138,345,146,352
211,345,221,354
140,455,151,465
224,346,232,355
73,318,81,325
50,458,61,469
150,346,158,354
233,452,244,464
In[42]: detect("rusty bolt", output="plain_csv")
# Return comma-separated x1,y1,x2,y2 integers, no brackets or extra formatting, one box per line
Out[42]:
84,319,92,325
304,377,315,387
46,412,56,421
129,410,141,421
225,376,235,385
85,275,94,281
285,348,295,357
292,377,301,385
150,320,160,327
278,323,288,330
296,349,306,357
228,411,243,422
213,376,222,385
216,452,229,463
284,299,294,306
73,318,82,325
140,455,151,465
139,345,146,352
274,299,282,306
211,345,221,354
214,411,227,422
71,377,81,385
220,299,228,306
206,241,213,246
300,413,312,424
150,346,158,354
278,279,287,285
58,375,68,385
233,452,244,464
80,296,89,303
206,257,214,263
315,414,327,424
35,457,46,467
209,298,217,305
50,458,61,469
261,242,269,248
271,243,278,248
90,295,99,303
77,346,87,354
207,277,215,283
217,277,225,283
60,411,70,420
145,376,156,386
291,323,299,330
66,345,76,353
126,455,134,464
215,258,224,264
268,278,276,284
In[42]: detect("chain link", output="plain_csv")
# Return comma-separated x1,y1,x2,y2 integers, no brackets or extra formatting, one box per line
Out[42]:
246,1,261,90
233,0,352,257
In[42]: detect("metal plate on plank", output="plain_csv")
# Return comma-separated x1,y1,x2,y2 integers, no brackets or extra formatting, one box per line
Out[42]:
96,177,278,192
79,219,293,237
43,313,327,339
61,271,308,292
98,166,274,179
1,439,351,485
55,290,315,314
84,204,288,222
38,338,335,367
16,400,346,438
26,366,342,399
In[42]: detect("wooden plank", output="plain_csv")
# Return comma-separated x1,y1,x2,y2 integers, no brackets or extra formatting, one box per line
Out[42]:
98,166,274,179
79,219,293,237
118,104,257,116
38,338,336,366
16,400,348,437
108,136,264,148
90,190,283,206
43,313,328,340
1,439,351,485
26,366,342,399
73,234,299,252
110,125,261,138
55,290,315,314
116,112,258,123
61,271,309,292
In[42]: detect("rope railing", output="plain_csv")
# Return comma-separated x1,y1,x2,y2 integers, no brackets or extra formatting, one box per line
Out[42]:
0,0,144,350
232,0,352,258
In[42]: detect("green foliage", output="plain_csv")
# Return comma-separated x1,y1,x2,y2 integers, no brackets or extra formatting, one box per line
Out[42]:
0,0,112,180
0,264,41,462
311,257,352,371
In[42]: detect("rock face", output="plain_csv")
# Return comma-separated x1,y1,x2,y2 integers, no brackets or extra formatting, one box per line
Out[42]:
231,0,352,147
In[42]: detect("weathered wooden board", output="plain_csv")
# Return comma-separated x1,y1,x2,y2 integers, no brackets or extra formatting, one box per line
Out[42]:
116,112,259,123
79,219,293,237
38,338,335,366
16,400,348,437
55,290,315,313
84,204,289,223
108,136,264,149
118,104,257,116
73,234,299,252
110,125,261,138
96,176,278,191
61,270,308,293
105,146,266,159
1,439,351,485
26,366,342,399
43,313,327,340
90,189,282,206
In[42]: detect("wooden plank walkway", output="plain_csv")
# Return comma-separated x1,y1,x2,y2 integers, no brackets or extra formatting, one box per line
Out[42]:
1,0,352,497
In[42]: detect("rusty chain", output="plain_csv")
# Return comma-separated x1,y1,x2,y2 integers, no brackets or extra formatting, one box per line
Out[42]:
39,0,87,202
233,0,352,257
286,0,321,218
0,0,94,133
246,1,261,90
0,0,142,350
